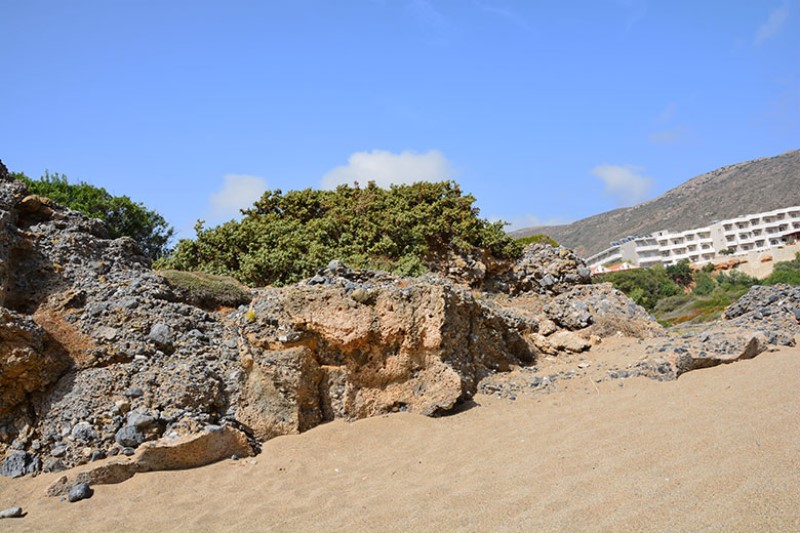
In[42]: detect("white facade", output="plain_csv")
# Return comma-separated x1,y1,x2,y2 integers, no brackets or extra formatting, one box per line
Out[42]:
587,205,800,271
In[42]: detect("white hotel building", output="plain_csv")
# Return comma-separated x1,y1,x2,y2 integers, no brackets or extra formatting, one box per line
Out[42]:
587,206,800,273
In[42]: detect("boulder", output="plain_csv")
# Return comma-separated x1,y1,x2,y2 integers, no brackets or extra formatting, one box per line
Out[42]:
47,425,252,495
669,330,770,376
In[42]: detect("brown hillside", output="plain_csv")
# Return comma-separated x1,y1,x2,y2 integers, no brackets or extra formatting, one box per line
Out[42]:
512,149,800,258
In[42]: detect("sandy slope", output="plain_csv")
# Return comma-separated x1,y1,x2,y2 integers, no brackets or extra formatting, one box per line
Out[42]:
1,343,798,533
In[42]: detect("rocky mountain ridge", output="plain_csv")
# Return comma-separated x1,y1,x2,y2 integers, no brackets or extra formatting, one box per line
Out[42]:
512,149,800,257
0,161,797,496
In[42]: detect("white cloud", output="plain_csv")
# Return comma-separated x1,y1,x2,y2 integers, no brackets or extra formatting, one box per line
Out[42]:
321,149,454,189
209,174,267,219
755,4,789,45
591,164,653,206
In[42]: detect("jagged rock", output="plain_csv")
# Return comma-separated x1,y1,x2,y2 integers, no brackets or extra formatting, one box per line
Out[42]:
669,330,770,376
544,283,661,338
236,273,537,440
1,451,40,478
0,308,71,424
724,284,800,346
0,172,692,482
487,243,591,295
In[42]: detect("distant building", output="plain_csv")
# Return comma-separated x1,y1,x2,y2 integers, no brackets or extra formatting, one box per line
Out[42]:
586,205,800,272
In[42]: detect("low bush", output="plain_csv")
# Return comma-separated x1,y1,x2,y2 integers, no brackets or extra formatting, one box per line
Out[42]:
159,181,522,286
764,252,800,286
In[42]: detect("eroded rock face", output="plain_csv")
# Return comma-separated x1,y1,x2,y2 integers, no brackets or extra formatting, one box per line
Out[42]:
0,309,71,439
235,269,537,440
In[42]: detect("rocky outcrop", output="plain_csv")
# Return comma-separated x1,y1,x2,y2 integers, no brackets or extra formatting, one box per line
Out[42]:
4,169,753,483
543,283,661,338
235,266,536,440
724,284,800,346
486,243,592,295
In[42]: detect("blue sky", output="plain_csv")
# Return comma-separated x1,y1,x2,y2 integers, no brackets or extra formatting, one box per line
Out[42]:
2,1,798,240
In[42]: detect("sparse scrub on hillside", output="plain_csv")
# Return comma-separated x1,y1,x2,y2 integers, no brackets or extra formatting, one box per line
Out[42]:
158,181,522,287
764,252,800,286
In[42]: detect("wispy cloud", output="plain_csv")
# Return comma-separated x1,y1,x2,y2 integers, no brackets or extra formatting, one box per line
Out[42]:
755,4,790,45
648,126,689,145
649,102,690,144
654,102,678,125
321,149,454,189
209,174,267,220
592,164,653,206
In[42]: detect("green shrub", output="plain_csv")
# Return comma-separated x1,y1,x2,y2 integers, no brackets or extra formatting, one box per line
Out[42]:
764,252,800,285
160,181,522,286
666,259,693,287
716,270,758,289
692,271,716,295
14,170,173,260
516,234,559,248
653,293,693,314
596,264,681,311
159,269,252,310
765,269,800,285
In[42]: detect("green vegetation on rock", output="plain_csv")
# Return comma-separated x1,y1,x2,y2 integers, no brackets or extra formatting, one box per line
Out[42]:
159,270,252,310
14,171,174,260
159,181,521,287
515,234,559,248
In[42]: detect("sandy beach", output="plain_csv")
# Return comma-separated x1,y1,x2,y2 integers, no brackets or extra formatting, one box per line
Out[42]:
1,339,798,533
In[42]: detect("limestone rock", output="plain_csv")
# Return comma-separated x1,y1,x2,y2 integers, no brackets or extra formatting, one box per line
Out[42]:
236,273,537,440
47,425,253,494
669,330,770,376
547,331,590,353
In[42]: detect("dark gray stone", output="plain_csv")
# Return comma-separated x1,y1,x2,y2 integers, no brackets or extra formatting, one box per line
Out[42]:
148,323,174,351
114,425,145,448
70,421,97,443
1,451,40,478
67,482,93,502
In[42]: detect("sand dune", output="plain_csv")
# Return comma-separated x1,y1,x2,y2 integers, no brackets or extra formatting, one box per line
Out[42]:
1,343,798,533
